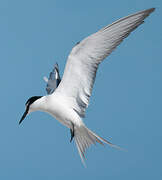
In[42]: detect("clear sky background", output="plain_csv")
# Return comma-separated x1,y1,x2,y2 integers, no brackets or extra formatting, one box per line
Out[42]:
0,0,161,179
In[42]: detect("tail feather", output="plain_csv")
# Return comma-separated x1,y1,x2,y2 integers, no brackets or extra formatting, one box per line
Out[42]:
74,125,121,165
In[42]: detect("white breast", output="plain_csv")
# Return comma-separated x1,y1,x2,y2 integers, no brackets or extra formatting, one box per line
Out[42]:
45,93,84,128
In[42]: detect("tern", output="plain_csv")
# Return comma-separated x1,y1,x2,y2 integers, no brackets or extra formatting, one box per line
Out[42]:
20,8,155,164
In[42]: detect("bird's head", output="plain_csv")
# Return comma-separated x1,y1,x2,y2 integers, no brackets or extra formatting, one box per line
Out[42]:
19,96,42,125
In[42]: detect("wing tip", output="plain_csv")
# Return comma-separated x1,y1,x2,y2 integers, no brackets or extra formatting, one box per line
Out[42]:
142,8,155,18
54,62,59,69
147,7,155,13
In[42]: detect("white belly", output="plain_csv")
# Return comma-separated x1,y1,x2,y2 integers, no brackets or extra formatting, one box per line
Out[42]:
45,93,83,129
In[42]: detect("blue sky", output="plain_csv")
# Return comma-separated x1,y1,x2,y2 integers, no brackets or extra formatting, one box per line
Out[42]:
0,0,161,179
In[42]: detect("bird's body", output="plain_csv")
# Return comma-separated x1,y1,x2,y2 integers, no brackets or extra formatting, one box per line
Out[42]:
44,93,83,128
20,8,155,165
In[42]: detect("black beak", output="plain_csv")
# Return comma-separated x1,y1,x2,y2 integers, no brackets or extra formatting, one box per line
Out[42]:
19,108,28,125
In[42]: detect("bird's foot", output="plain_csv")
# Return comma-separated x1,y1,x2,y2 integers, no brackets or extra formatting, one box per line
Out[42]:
70,123,75,143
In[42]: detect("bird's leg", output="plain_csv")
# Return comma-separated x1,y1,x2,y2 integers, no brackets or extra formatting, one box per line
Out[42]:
70,122,75,143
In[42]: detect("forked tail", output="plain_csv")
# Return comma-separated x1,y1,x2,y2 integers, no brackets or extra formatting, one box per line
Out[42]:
74,125,121,166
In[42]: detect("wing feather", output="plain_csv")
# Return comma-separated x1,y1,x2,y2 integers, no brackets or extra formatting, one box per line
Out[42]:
55,8,155,117
44,63,61,94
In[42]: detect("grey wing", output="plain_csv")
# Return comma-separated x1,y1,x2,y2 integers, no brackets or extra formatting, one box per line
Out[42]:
44,63,61,94
55,8,155,117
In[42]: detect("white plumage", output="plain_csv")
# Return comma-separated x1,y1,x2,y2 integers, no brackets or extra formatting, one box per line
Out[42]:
20,8,155,165
56,8,155,118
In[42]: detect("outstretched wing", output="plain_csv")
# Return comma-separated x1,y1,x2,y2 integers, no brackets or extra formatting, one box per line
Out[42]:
44,63,61,94
55,8,155,117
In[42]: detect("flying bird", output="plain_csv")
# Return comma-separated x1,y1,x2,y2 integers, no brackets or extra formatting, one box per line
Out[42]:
20,8,155,164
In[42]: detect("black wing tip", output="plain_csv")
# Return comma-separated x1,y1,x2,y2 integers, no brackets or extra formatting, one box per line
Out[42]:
144,7,155,11
136,8,155,14
147,8,155,12
144,8,155,16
